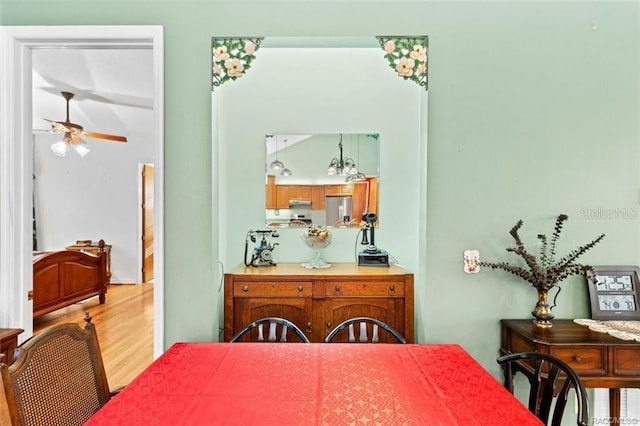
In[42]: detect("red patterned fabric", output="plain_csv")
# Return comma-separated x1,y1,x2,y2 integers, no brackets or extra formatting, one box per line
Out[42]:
85,343,542,425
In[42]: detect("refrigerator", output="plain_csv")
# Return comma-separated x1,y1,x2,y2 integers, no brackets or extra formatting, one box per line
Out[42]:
325,196,353,226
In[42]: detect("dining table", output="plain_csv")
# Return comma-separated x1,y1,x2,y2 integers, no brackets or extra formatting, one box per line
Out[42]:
84,342,542,425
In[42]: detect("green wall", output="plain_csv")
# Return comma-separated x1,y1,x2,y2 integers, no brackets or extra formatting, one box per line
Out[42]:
2,1,639,382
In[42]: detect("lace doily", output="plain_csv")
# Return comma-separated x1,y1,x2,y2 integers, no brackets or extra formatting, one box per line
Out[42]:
574,319,640,342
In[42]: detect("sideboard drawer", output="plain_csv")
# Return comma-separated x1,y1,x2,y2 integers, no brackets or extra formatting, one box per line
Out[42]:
552,347,606,375
233,282,312,297
325,281,404,297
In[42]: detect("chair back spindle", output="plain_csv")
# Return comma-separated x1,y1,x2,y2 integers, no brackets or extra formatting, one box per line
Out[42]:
325,317,405,343
231,317,310,343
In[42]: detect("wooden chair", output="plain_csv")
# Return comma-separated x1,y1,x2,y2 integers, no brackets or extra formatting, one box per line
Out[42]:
497,352,589,426
0,312,116,426
230,317,310,343
324,317,406,343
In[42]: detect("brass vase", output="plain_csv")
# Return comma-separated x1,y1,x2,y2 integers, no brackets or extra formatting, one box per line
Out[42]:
531,288,554,328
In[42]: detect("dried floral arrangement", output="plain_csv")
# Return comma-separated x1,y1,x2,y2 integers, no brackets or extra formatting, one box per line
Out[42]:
480,214,605,293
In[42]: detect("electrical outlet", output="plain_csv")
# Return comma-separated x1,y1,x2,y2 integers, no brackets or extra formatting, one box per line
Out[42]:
464,250,479,274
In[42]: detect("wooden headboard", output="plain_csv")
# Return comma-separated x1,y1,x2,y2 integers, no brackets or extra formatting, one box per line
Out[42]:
32,242,108,319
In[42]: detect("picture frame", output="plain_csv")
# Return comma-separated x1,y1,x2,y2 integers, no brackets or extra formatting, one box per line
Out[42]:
585,266,640,320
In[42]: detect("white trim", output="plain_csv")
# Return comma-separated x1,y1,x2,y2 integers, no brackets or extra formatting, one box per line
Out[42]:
0,26,165,357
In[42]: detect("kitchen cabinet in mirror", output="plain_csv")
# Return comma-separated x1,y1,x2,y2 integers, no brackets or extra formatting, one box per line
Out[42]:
265,133,379,228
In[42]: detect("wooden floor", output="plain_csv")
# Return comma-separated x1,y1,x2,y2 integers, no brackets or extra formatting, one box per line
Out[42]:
33,283,154,387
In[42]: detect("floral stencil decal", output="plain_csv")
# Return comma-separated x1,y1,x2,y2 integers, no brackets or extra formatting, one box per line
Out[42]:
377,36,428,89
212,37,263,90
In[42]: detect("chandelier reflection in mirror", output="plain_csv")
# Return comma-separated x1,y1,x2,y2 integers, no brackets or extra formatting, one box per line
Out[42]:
327,134,358,177
345,134,367,183
281,138,292,176
267,134,285,171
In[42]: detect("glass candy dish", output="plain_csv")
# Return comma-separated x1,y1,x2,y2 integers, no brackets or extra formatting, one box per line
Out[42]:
301,227,333,268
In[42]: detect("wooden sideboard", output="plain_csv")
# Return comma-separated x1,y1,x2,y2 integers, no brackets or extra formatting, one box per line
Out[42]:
66,240,112,283
501,319,640,421
224,263,414,343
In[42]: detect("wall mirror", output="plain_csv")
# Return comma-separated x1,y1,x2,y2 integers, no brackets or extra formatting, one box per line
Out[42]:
213,36,426,271
265,133,379,228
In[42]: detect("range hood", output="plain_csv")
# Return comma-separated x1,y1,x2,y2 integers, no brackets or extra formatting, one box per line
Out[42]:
289,200,312,207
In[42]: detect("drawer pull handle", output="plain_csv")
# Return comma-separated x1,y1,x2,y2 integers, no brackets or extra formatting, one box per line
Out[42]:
306,322,312,333
389,285,395,292
241,285,249,292
298,285,304,292
335,285,340,292
573,355,582,363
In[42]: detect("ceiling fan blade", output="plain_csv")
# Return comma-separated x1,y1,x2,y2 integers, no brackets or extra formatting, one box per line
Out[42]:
83,131,127,143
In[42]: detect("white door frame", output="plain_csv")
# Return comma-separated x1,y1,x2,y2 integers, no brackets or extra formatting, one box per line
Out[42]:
0,26,165,357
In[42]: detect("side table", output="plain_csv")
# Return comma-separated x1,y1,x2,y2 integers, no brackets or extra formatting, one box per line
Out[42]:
0,328,24,365
501,319,640,422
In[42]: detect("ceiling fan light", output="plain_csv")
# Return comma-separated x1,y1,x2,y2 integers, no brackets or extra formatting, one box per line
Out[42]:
74,143,91,157
51,141,68,157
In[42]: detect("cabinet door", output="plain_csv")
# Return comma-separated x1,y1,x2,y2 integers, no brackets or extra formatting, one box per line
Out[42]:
311,186,325,210
266,175,276,209
324,184,353,196
352,182,368,222
233,297,312,342
323,298,403,343
289,185,311,201
368,178,378,215
275,185,289,209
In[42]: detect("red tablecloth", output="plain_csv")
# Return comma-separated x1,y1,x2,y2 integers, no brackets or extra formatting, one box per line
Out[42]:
85,343,542,425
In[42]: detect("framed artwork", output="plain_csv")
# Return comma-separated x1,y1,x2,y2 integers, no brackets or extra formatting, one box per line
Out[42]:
585,266,640,320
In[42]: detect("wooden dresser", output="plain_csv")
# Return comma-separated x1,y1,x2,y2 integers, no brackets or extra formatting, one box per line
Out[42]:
224,263,414,343
501,319,640,421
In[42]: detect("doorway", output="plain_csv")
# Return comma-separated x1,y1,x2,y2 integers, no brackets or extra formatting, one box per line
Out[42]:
0,26,164,356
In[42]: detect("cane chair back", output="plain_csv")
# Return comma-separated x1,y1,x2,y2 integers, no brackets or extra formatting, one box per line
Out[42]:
230,317,310,343
324,317,406,343
497,351,589,426
0,313,112,426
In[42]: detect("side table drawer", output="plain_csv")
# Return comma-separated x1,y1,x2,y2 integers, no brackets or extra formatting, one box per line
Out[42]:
552,347,606,376
613,347,640,376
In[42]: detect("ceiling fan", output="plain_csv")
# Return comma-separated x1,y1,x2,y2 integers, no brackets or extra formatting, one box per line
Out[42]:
40,91,127,157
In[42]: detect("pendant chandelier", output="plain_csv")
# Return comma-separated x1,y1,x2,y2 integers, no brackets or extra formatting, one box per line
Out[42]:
268,135,285,170
281,138,292,176
327,134,358,176
345,134,367,182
